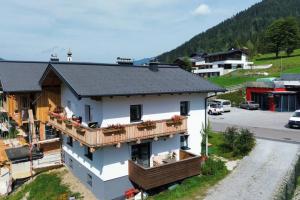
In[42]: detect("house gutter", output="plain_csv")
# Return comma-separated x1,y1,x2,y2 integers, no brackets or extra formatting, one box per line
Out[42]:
204,92,218,156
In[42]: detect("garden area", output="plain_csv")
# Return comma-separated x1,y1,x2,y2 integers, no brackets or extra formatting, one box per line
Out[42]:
1,170,82,200
150,127,255,200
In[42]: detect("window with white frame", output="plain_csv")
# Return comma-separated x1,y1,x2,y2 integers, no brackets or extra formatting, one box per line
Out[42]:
130,104,142,122
84,105,91,122
67,100,72,110
180,101,190,116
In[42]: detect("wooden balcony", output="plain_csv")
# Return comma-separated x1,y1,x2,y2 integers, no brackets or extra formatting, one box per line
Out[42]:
47,114,187,148
128,150,201,190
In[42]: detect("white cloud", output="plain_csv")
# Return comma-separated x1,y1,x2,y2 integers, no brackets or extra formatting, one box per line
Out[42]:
193,4,211,16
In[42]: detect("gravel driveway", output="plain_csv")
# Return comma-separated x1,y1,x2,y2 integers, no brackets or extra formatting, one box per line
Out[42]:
204,139,300,200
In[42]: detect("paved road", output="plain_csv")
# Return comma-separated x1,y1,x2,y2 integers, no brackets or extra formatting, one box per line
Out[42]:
209,108,300,143
204,139,300,200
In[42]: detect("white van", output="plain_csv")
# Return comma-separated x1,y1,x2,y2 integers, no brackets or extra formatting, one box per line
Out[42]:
213,99,231,112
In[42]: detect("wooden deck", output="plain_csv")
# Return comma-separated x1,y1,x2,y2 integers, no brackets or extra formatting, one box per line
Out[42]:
128,150,201,190
48,115,187,148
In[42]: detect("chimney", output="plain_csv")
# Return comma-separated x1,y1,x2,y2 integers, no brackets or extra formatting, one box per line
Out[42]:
67,49,72,62
50,54,59,62
116,57,134,65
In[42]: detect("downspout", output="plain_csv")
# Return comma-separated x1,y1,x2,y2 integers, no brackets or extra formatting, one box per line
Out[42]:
204,92,218,157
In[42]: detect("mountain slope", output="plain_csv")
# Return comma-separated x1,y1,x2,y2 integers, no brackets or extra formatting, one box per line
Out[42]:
157,0,300,63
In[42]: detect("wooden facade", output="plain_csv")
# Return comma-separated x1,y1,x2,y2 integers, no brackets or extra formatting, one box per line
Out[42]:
48,116,187,148
128,150,201,190
3,88,60,140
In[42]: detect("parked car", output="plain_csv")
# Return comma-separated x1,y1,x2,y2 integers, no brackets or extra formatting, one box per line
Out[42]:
208,103,223,115
288,110,300,128
239,101,260,110
213,99,231,112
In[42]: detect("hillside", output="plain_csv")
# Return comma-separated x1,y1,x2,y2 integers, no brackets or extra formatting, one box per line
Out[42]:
157,0,300,63
209,49,300,87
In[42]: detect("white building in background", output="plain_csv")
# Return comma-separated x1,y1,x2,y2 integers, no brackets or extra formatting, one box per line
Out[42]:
175,49,253,78
40,62,224,200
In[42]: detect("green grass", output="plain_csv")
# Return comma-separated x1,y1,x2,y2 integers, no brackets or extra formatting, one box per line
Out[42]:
216,90,245,107
209,75,261,88
208,49,300,88
1,171,81,200
149,161,228,200
208,132,242,160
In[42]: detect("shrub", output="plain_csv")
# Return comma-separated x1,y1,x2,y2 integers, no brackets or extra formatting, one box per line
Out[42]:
233,129,255,156
201,158,227,176
222,127,255,157
224,127,238,150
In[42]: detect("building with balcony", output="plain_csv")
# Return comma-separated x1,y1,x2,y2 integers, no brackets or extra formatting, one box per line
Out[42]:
0,61,61,146
37,62,224,199
175,49,253,78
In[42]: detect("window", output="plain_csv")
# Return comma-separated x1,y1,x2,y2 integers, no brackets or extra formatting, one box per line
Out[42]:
84,105,91,122
180,101,190,116
67,100,72,110
85,146,93,161
69,158,73,169
180,135,190,150
87,173,92,187
67,136,73,147
21,96,29,108
130,105,142,122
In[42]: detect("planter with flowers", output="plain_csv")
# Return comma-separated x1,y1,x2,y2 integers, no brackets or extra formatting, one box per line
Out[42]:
73,123,86,135
103,124,126,135
64,119,73,129
137,120,156,130
166,115,183,126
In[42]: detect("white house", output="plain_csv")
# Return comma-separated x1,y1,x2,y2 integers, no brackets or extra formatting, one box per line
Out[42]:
190,49,253,77
40,62,224,200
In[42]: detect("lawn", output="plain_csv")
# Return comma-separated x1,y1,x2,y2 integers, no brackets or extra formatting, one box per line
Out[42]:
1,170,81,200
208,49,300,88
208,132,242,160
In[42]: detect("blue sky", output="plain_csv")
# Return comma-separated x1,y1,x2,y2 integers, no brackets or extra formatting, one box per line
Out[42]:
0,0,261,62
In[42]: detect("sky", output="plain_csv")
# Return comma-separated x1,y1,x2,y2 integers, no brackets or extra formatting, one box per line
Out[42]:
0,0,261,63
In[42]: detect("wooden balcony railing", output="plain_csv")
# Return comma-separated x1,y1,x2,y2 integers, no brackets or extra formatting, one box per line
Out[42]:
128,150,201,190
48,113,187,148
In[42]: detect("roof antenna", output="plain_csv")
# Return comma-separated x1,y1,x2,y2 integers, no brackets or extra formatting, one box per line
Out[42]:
50,53,59,62
67,49,72,62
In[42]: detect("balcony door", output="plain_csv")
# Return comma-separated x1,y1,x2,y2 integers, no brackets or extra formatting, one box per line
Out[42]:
131,143,151,168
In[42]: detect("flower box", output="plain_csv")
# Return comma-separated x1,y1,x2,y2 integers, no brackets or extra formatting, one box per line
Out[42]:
76,127,86,135
64,119,73,129
137,121,156,130
103,124,125,135
166,115,183,126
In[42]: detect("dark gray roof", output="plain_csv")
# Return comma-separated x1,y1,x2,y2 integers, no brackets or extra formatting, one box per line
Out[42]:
5,146,43,163
43,62,225,97
280,74,300,81
0,61,48,92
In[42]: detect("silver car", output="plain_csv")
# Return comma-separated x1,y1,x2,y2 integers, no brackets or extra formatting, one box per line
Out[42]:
240,101,259,110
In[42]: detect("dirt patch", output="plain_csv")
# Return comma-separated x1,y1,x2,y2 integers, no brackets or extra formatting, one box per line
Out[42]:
59,167,97,200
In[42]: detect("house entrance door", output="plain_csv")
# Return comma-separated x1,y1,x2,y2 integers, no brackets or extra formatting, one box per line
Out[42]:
131,143,151,168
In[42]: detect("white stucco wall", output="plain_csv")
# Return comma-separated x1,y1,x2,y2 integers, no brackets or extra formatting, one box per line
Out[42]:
61,83,103,126
62,134,181,181
60,84,207,182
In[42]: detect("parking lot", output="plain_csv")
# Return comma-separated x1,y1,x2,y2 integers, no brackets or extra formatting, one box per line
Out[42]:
209,107,297,132
209,107,300,143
